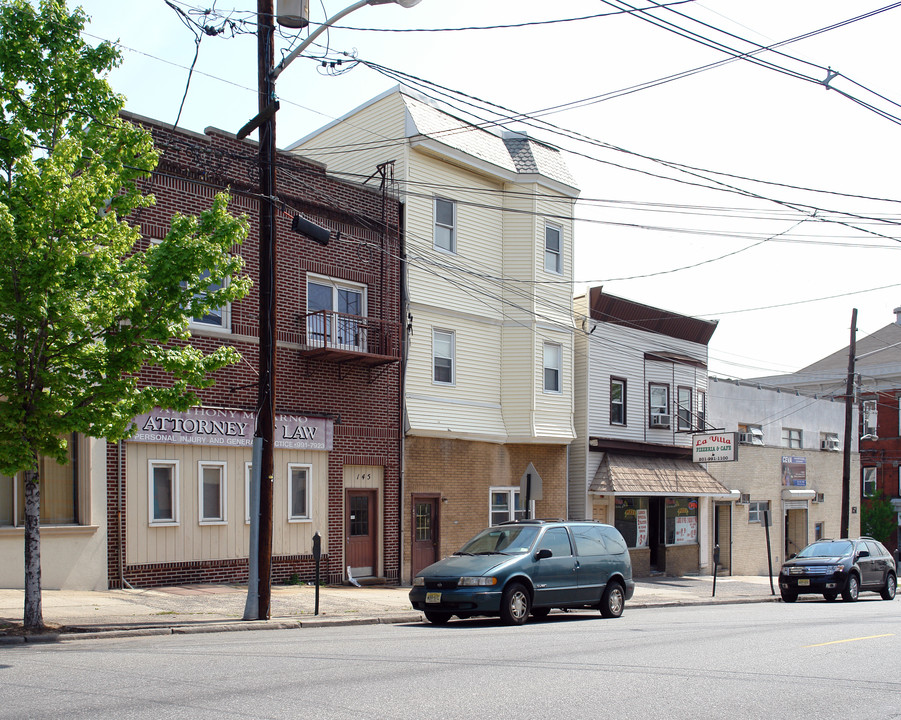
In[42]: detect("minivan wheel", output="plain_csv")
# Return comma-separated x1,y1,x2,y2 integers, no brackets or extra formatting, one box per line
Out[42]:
881,573,897,601
600,581,625,618
424,611,452,625
500,582,531,625
842,573,860,602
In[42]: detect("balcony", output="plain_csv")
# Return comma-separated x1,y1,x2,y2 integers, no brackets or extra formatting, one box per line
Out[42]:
298,310,401,367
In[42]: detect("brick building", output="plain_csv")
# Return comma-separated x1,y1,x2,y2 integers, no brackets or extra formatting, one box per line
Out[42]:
0,111,405,591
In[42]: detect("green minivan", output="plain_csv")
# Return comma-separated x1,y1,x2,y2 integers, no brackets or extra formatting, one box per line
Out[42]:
409,519,634,626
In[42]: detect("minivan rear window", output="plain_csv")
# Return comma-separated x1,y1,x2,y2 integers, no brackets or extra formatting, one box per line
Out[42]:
572,525,610,556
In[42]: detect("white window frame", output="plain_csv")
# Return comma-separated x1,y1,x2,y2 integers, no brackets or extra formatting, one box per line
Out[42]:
306,274,368,350
288,463,313,522
244,461,253,525
649,383,670,428
863,467,877,497
543,342,562,394
544,223,562,274
610,377,626,425
432,328,455,386
188,270,231,333
489,486,531,526
434,197,456,253
149,459,180,526
782,427,802,449
863,399,877,436
697,390,706,431
748,500,769,524
198,461,227,525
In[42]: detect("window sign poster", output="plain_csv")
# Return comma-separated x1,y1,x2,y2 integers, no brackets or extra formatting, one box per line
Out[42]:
636,509,649,548
781,456,807,487
674,516,698,544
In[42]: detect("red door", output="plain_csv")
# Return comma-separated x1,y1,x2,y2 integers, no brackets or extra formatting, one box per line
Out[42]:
346,489,377,578
411,495,439,578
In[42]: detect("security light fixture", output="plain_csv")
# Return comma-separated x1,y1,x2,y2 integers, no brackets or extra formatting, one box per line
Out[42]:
291,215,330,246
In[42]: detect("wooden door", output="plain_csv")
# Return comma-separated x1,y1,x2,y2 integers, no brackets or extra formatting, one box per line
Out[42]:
346,489,377,577
411,495,439,577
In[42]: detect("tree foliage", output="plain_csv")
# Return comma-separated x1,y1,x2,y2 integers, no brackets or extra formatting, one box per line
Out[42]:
0,0,251,629
861,491,896,544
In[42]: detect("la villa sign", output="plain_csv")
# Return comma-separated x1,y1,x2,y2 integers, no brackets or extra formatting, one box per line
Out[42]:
129,407,334,451
692,432,738,463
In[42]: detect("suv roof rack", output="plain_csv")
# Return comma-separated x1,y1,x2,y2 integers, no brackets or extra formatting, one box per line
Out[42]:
498,518,565,525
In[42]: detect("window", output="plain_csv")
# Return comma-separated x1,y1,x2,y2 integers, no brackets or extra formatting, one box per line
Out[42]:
188,270,229,330
697,391,706,431
432,329,455,385
288,464,312,521
537,527,572,557
0,444,80,527
434,198,455,252
198,461,226,524
614,497,648,549
490,487,528,525
543,342,561,393
738,423,764,446
544,223,562,274
610,377,626,425
863,399,877,436
748,500,769,524
782,428,802,449
149,460,179,525
677,387,692,431
649,383,670,428
814,522,825,541
862,467,877,497
307,276,366,350
666,497,698,545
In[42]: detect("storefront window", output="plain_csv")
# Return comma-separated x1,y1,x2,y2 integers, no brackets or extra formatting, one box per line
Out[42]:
666,497,698,545
614,497,648,548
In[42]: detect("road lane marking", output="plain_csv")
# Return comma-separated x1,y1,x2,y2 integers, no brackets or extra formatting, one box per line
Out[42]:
804,633,894,648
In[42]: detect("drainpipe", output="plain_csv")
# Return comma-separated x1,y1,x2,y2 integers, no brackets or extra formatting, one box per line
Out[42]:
117,440,133,590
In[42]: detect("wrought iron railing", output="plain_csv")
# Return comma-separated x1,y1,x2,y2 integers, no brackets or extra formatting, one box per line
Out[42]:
301,310,401,360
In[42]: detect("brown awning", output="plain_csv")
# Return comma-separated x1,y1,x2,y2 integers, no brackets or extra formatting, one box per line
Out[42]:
589,452,732,496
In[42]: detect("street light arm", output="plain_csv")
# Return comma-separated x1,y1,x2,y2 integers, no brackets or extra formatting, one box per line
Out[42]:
271,0,370,81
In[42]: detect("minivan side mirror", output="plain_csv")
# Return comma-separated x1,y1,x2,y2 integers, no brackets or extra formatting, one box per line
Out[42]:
535,548,553,561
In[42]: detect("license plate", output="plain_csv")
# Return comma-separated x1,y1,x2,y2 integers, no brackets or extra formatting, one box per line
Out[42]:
798,579,810,586
426,592,441,604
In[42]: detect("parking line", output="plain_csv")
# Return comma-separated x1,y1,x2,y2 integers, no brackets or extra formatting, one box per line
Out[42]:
804,634,895,648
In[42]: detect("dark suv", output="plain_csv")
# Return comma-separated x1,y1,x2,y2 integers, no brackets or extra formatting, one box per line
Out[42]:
779,537,897,603
409,519,634,625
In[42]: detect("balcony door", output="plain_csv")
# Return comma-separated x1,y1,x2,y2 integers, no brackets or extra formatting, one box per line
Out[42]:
307,277,366,350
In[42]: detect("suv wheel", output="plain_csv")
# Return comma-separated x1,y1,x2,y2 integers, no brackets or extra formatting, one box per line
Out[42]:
600,580,625,618
842,573,860,602
780,590,797,603
500,582,531,625
881,573,897,601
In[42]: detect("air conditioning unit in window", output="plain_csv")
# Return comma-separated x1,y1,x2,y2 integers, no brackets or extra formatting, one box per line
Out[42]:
813,492,825,503
740,429,764,446
650,413,671,428
739,432,752,444
821,438,841,452
738,493,750,505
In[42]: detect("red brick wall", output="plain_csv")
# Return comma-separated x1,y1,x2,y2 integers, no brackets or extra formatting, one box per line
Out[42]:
107,115,402,589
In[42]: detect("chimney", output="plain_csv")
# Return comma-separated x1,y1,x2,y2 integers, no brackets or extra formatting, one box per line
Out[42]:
895,306,901,325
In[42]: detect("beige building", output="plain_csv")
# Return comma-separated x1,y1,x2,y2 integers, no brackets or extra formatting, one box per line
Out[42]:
291,87,580,582
705,377,860,575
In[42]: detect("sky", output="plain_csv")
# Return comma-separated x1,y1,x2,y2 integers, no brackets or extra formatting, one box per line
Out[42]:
73,0,901,379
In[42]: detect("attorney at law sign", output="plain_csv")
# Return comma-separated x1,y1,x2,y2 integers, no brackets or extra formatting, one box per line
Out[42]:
692,432,738,463
128,407,334,451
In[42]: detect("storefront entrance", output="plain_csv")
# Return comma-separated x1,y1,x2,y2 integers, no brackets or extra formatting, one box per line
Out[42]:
411,494,439,578
346,489,377,577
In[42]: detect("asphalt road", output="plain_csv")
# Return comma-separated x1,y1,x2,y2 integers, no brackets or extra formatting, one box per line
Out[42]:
2,599,899,720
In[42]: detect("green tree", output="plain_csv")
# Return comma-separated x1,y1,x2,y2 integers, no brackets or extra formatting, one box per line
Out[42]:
861,491,896,544
0,0,251,630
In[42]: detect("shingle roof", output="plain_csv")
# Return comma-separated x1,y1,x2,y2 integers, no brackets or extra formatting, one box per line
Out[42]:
589,453,732,495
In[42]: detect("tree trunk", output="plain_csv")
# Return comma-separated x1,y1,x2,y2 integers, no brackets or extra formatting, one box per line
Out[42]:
23,469,43,631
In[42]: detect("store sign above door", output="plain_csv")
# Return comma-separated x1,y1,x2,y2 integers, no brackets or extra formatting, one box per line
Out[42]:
129,407,334,451
692,432,738,462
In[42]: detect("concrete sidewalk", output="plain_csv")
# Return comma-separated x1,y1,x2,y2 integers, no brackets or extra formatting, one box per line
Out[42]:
0,575,780,643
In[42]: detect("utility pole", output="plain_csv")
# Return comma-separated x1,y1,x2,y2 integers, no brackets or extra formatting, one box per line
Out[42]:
841,307,857,539
255,0,277,620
